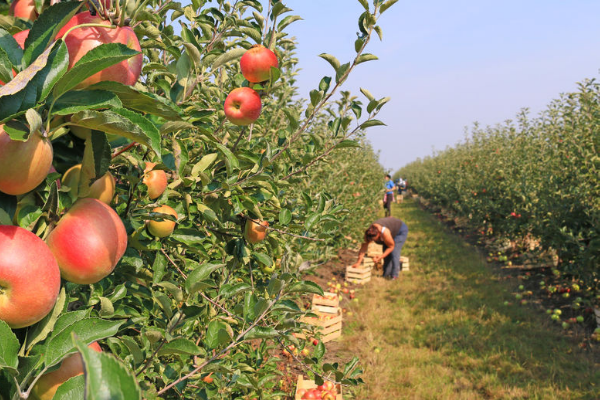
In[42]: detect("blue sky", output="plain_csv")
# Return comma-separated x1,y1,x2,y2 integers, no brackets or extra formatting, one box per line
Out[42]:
284,1,600,172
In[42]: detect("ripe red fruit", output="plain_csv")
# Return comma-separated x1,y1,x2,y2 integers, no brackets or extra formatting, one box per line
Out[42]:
244,219,269,244
9,0,37,21
143,162,168,199
147,205,178,238
47,198,127,284
0,225,61,328
224,87,262,126
312,339,319,346
0,126,53,196
202,374,214,384
56,12,142,88
240,45,278,83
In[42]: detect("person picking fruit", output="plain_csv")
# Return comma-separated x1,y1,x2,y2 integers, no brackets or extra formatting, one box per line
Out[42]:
351,216,409,279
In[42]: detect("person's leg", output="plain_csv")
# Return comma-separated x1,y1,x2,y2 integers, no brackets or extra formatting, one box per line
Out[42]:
382,245,392,277
392,223,409,278
384,194,391,217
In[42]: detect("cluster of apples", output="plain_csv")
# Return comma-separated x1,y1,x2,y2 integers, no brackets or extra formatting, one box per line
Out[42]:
297,381,338,400
325,278,355,300
224,45,278,126
0,0,155,330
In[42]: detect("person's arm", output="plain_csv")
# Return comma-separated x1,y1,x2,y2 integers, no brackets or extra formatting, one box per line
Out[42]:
372,230,395,263
351,242,369,268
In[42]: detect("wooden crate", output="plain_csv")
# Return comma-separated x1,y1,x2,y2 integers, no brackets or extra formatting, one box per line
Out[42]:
367,242,383,257
295,375,343,400
299,308,342,343
400,256,410,271
312,292,339,314
346,265,371,284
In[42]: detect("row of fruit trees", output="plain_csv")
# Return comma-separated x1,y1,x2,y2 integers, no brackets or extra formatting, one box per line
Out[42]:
0,0,396,398
398,80,599,317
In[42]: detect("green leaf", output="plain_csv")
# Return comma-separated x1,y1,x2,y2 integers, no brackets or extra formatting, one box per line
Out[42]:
87,81,182,120
374,25,383,40
305,213,320,230
335,62,350,84
185,263,225,294
45,318,124,368
69,108,162,159
277,15,303,31
157,338,202,356
74,335,142,400
51,90,122,115
359,119,386,129
283,109,299,130
0,28,23,67
22,1,81,66
219,282,251,298
205,320,230,349
191,153,219,177
279,208,292,225
215,143,239,173
309,89,323,107
238,27,262,44
318,53,340,72
88,131,112,178
244,326,278,340
53,43,140,96
211,47,246,70
252,252,272,266
313,341,326,359
53,375,86,400
253,298,270,317
25,287,68,352
336,139,362,149
360,87,375,101
380,0,399,13
319,76,332,93
0,320,19,375
358,0,369,10
288,281,323,296
356,53,378,65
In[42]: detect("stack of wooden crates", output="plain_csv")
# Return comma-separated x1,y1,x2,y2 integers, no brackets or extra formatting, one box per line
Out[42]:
299,292,343,343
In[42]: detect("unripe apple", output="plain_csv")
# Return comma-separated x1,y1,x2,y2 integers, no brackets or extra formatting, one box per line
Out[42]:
244,219,268,244
31,342,102,400
224,87,262,126
143,162,168,199
62,164,116,205
240,45,278,83
0,126,53,195
9,0,37,21
47,198,127,284
0,226,60,328
147,205,178,238
56,11,142,88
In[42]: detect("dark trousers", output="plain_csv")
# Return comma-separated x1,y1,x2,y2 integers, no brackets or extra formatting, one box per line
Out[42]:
382,222,409,278
383,192,393,217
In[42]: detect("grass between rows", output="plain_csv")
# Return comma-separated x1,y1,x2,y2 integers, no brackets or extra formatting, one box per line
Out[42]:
338,199,599,399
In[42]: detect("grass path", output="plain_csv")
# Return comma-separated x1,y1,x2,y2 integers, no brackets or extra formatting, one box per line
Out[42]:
338,199,599,399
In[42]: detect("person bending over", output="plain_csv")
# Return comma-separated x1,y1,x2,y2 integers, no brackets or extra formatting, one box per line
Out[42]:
352,216,409,279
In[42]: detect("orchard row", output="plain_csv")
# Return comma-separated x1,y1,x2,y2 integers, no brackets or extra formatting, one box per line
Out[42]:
398,79,599,303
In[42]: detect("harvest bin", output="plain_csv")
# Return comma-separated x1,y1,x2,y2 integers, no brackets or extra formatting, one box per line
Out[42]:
346,265,371,284
367,242,383,257
295,375,343,400
400,256,410,271
312,292,340,314
299,308,343,343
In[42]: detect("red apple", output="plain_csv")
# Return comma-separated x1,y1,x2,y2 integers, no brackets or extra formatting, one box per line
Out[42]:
9,0,37,21
31,342,102,400
56,11,142,88
224,87,262,126
12,29,30,48
46,198,127,284
244,219,268,244
61,164,116,205
0,126,53,196
240,45,278,83
0,226,60,329
321,391,335,400
147,205,177,238
143,162,168,199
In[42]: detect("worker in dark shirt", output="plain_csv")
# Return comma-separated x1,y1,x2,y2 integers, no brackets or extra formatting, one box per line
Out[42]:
351,217,409,279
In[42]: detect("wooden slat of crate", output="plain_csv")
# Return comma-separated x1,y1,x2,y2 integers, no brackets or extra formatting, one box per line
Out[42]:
312,292,339,308
400,256,410,271
295,375,343,400
299,309,342,343
346,265,371,284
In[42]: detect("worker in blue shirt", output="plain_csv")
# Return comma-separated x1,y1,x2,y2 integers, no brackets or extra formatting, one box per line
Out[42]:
383,174,395,216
